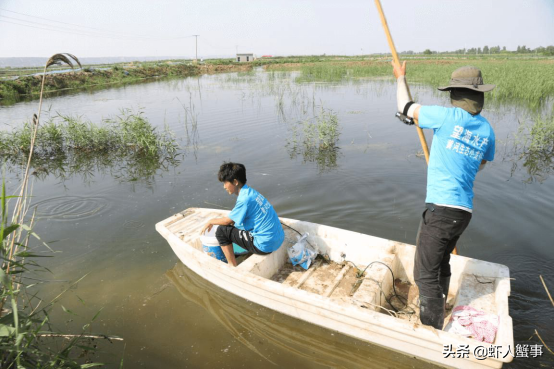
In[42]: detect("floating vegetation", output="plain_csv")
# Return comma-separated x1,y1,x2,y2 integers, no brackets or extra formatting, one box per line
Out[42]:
0,109,180,184
511,112,554,182
287,107,341,172
177,95,200,160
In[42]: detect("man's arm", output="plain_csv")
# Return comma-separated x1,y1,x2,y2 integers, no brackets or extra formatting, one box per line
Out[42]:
392,61,421,123
200,217,234,235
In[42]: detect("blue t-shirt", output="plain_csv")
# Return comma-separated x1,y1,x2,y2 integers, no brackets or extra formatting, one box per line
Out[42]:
228,184,285,252
418,106,495,209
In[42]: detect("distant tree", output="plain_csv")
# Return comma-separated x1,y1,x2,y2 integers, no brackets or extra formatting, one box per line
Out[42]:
546,46,554,55
477,47,482,54
502,46,507,52
483,45,489,54
423,49,432,55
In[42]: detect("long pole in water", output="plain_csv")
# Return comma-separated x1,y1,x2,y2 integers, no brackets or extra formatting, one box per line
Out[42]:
374,1,458,254
374,0,430,164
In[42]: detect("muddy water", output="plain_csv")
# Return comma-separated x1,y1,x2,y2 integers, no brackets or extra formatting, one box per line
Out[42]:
1,70,553,368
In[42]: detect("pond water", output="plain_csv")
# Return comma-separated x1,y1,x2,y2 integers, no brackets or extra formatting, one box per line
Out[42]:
1,69,553,368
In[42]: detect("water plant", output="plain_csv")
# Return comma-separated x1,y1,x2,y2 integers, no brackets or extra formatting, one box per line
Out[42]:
511,112,554,182
1,110,180,185
1,53,122,368
1,110,178,158
269,59,554,111
286,106,341,172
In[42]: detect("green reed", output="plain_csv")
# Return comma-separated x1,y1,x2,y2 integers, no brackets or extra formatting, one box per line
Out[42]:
269,59,554,111
1,53,124,368
286,106,341,172
512,112,554,182
0,109,178,159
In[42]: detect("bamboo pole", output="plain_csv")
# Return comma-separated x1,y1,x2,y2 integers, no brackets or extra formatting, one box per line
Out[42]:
374,1,458,255
374,0,430,164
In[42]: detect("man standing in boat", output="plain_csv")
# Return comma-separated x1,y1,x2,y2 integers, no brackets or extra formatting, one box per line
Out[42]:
201,162,285,266
392,62,496,329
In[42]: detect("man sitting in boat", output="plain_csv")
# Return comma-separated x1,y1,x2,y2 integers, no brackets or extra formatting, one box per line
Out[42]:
392,62,496,329
201,162,285,266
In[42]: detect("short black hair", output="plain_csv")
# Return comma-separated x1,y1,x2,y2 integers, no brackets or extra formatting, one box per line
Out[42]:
218,162,247,184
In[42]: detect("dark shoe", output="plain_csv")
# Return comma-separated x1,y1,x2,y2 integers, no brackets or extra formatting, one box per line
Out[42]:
419,295,445,329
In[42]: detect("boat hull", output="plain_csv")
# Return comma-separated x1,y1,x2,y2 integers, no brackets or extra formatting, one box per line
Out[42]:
156,208,513,369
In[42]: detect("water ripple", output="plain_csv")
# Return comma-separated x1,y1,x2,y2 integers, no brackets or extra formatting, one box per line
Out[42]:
32,196,110,221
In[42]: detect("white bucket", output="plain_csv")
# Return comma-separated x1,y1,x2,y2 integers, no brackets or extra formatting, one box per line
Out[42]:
199,225,249,258
200,225,220,246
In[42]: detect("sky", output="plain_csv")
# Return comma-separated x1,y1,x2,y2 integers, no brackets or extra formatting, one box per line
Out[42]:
0,0,553,59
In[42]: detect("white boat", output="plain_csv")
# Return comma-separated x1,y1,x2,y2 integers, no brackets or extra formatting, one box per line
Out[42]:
156,208,513,369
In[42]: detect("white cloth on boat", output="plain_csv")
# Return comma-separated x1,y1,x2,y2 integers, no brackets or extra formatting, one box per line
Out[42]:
446,305,498,343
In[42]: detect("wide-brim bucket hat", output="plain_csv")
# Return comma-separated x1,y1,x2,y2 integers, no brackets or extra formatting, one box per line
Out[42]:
438,66,495,92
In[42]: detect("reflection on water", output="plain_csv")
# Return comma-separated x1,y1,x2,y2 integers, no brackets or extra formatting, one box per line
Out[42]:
3,151,182,187
509,113,554,183
166,262,440,369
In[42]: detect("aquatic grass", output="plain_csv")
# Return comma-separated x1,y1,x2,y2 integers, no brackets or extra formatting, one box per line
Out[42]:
1,109,179,159
1,53,122,367
511,112,554,182
1,109,180,185
269,59,554,111
286,107,341,172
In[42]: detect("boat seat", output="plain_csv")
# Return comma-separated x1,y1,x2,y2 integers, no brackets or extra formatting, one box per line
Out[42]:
351,253,397,312
237,244,288,279
237,253,267,271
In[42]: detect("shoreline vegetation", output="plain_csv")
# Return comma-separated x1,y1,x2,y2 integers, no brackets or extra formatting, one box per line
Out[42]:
1,54,553,110
1,54,121,368
0,61,253,105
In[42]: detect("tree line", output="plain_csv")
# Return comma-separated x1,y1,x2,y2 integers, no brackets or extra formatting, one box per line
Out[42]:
401,45,554,56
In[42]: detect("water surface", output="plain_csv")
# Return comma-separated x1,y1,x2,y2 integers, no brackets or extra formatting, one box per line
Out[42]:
1,69,552,368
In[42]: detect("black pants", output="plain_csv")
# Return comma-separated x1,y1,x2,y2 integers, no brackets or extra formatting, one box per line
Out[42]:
414,203,472,298
215,225,269,255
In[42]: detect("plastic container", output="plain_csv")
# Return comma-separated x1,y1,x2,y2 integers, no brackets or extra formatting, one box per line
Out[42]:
200,225,249,263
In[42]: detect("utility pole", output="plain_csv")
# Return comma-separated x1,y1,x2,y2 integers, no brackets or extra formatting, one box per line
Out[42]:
193,35,199,62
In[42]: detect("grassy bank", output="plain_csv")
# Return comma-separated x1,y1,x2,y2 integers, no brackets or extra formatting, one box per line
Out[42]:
0,61,253,104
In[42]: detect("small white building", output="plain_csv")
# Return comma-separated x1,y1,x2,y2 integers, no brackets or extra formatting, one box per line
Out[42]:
236,53,254,62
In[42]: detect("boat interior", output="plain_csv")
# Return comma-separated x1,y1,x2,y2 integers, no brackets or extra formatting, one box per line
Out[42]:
165,208,511,343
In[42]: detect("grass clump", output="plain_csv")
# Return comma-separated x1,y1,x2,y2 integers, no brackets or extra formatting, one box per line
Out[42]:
0,109,179,184
0,109,178,158
512,112,554,182
287,107,341,172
